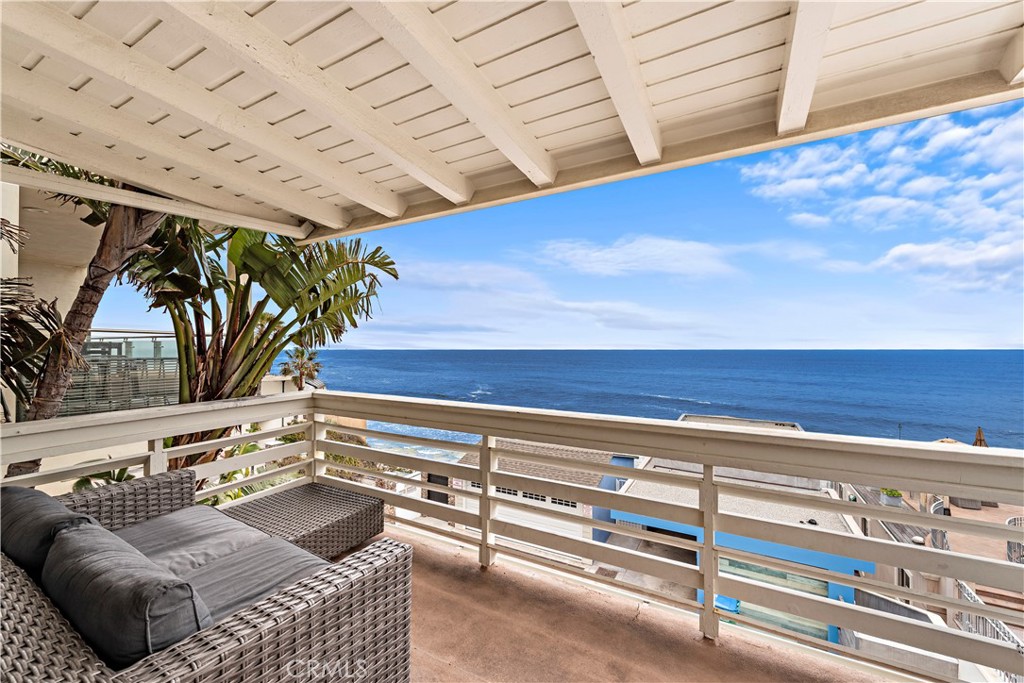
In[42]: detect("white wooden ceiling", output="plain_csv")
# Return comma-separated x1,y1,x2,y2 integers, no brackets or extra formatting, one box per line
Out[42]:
2,1,1022,242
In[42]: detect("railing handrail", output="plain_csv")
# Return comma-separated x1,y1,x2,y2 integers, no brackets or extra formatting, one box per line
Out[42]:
3,389,1022,505
1,388,1023,678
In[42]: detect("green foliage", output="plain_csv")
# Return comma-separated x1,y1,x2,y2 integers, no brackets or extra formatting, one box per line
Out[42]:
73,467,135,492
880,487,902,498
122,223,397,417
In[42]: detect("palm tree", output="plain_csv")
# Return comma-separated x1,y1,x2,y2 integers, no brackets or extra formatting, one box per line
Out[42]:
3,147,166,476
280,346,323,390
123,221,396,469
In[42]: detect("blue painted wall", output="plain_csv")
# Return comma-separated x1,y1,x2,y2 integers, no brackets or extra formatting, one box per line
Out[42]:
592,456,636,542
608,509,874,643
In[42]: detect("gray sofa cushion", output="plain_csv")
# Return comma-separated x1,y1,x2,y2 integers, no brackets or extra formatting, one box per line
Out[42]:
187,537,328,622
0,486,96,578
41,523,212,670
114,504,269,576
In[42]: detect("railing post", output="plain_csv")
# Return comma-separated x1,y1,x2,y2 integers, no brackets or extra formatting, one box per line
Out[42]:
145,437,167,476
311,415,328,483
699,463,720,641
478,434,496,568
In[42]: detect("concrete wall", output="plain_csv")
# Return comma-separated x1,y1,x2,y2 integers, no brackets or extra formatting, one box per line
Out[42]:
19,258,87,318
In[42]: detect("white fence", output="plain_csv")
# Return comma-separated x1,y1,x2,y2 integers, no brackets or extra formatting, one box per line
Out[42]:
1009,516,1024,565
2,390,1023,680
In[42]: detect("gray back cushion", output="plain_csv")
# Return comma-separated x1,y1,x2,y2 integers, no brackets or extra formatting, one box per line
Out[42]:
41,524,212,670
0,486,97,578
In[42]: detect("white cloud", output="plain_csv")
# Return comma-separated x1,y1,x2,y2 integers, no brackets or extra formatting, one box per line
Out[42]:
899,175,952,197
788,212,831,228
729,240,827,263
539,235,736,278
871,232,1023,291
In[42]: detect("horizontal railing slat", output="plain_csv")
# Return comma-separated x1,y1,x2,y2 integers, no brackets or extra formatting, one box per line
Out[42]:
317,473,480,528
718,480,1024,543
318,420,478,454
719,512,1024,592
190,441,310,481
1,453,150,488
490,470,704,528
320,439,481,481
496,497,703,552
491,519,702,587
195,460,309,501
718,574,1024,676
166,422,311,460
717,546,1024,627
326,460,479,499
492,448,701,490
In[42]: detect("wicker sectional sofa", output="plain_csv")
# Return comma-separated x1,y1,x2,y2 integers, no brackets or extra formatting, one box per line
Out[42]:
1,471,412,682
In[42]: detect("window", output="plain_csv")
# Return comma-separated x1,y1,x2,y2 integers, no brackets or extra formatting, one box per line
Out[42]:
522,491,546,502
898,569,912,589
551,497,577,509
469,481,481,489
495,486,519,496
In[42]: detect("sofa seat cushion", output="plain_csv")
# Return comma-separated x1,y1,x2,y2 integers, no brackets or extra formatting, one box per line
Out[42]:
186,537,329,622
115,504,269,576
0,486,97,579
42,524,212,670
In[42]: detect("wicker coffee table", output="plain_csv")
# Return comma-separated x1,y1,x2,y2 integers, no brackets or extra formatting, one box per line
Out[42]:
225,483,384,559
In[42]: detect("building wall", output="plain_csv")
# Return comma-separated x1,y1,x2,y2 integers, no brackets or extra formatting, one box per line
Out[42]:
19,258,87,319
1,182,19,421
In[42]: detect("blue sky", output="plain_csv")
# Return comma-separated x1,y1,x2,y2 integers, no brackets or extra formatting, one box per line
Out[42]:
95,100,1024,349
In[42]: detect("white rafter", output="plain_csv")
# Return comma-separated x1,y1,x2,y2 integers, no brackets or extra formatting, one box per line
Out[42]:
2,65,350,230
161,2,473,206
569,2,661,165
1,2,405,219
776,1,837,136
351,1,558,188
999,28,1024,85
0,165,310,238
2,110,302,229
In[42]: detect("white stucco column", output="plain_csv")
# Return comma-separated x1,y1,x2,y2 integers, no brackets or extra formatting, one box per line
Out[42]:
1,182,19,422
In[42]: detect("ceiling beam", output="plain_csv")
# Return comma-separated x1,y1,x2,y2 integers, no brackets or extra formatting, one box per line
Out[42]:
2,65,350,229
999,28,1024,85
1,2,405,219
162,2,473,206
351,2,558,187
569,2,661,165
776,1,837,136
1,165,310,238
3,111,302,228
300,71,1022,243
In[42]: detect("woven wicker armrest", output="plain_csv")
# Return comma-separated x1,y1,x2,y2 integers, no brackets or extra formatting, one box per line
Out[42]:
113,538,414,683
57,470,196,531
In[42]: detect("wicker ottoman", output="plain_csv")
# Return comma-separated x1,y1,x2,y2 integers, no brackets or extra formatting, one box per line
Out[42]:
224,483,384,559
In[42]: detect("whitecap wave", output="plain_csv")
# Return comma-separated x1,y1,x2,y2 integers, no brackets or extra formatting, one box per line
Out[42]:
642,393,713,405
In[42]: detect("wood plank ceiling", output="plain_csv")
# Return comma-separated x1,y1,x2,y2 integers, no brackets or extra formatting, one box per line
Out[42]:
1,1,1022,241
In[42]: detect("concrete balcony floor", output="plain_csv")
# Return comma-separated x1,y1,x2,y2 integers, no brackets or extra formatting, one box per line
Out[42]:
375,525,906,683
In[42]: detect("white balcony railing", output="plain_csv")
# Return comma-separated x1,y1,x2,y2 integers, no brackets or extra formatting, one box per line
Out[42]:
2,391,1022,680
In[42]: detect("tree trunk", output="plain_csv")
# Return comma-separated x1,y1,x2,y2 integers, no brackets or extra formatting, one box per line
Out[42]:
5,202,165,478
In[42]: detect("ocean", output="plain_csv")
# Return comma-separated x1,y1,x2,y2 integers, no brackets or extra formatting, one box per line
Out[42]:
280,350,1024,450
